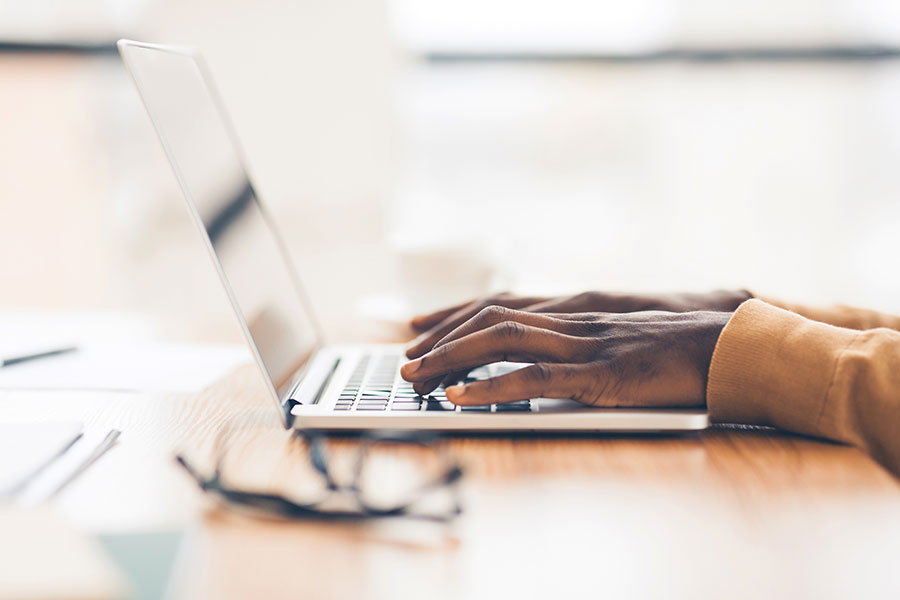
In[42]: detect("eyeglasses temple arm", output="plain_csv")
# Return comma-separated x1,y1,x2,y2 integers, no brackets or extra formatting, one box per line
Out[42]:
175,454,213,490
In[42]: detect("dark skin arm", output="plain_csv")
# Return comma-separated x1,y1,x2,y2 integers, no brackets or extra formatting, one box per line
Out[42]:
401,291,746,407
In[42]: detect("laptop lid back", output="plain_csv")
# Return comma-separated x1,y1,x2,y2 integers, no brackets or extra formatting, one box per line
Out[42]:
118,40,323,425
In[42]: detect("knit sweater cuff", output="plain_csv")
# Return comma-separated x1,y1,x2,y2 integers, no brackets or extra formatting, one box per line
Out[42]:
706,299,857,436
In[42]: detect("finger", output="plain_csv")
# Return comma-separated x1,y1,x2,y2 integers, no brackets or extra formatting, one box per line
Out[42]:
406,302,485,359
410,299,474,332
412,367,476,397
412,375,444,397
412,370,469,397
405,296,547,359
401,323,588,382
407,370,469,398
445,363,586,406
430,306,595,353
443,370,469,387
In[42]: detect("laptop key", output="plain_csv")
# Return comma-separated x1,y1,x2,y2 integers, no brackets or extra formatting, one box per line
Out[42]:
468,367,491,379
495,404,531,412
460,405,491,412
493,364,521,376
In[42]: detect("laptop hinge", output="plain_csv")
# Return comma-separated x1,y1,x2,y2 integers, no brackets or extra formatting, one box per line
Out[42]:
283,398,301,428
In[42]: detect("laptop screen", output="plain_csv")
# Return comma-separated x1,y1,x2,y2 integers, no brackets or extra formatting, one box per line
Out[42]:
120,41,321,405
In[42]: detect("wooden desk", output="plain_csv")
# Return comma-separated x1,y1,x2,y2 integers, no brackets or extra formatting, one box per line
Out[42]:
4,49,900,599
3,364,899,599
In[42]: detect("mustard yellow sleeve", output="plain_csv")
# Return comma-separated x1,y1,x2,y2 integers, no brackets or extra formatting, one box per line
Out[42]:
754,295,900,331
707,299,900,477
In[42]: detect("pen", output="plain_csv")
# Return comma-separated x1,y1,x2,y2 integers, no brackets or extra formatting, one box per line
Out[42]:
1,346,79,368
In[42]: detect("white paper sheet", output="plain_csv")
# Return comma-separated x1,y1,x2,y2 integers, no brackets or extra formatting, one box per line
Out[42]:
0,421,83,498
18,428,121,505
0,342,251,393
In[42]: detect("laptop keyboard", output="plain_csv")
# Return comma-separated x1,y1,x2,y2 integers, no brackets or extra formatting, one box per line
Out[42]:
333,353,534,414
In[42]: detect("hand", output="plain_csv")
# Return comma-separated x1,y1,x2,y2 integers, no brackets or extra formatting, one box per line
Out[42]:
400,306,732,408
406,290,750,359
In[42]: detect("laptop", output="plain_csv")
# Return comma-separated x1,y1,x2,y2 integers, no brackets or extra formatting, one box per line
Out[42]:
118,39,708,433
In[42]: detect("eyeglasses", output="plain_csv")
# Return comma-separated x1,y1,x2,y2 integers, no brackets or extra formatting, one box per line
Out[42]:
175,418,464,523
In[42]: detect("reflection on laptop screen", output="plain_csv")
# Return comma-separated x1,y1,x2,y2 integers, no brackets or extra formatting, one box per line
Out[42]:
122,43,320,399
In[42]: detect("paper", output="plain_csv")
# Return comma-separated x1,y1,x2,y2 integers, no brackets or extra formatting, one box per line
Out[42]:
0,310,251,392
0,421,83,498
0,342,251,393
18,428,122,505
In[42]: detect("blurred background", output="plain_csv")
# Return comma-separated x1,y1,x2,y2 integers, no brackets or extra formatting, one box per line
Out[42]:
2,0,900,345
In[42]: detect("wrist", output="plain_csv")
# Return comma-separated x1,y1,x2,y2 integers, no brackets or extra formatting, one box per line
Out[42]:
694,311,733,401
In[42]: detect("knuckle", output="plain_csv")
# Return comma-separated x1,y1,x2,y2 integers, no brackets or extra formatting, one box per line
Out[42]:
432,343,452,362
432,329,458,350
527,363,554,385
559,364,581,381
476,304,509,324
494,320,527,340
419,344,449,371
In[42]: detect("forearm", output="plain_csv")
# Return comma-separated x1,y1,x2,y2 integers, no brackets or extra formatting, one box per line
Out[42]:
753,294,900,332
707,299,900,477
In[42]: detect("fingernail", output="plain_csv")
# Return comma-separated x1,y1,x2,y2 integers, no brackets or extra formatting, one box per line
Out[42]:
401,359,422,378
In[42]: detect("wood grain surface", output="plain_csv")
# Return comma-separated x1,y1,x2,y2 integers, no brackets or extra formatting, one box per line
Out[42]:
3,363,899,599
4,48,900,600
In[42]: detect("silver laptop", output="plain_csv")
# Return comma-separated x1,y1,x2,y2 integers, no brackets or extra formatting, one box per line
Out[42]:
118,39,708,433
